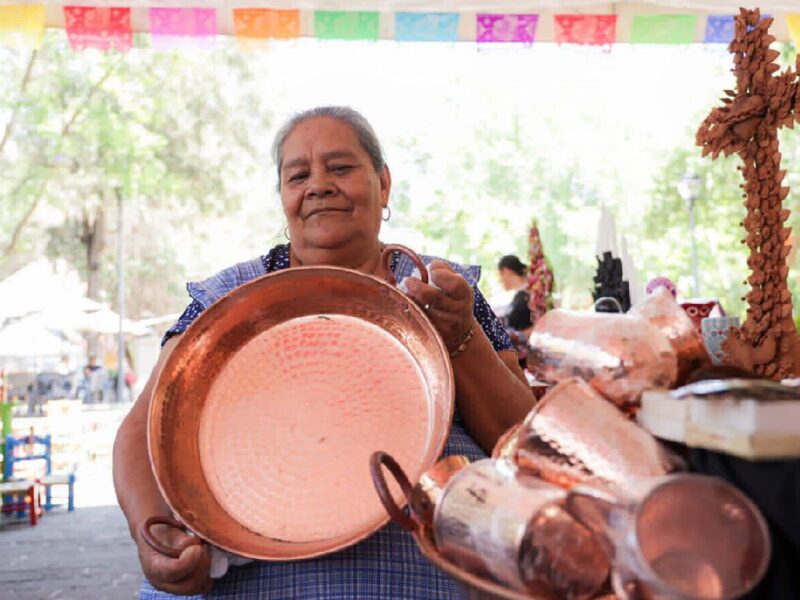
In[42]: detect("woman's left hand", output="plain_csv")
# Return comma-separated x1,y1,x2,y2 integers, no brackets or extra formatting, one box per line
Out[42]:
403,261,475,351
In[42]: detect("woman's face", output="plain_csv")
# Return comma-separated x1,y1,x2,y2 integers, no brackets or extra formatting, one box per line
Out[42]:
279,117,390,255
498,267,521,291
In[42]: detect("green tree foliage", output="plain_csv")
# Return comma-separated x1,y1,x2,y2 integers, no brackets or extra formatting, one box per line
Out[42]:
389,113,600,306
641,125,800,317
0,32,272,317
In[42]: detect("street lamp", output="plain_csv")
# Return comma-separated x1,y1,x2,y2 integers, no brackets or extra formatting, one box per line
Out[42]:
678,171,702,298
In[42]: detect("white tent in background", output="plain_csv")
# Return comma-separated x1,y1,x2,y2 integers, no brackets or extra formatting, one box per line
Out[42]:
0,320,78,358
0,320,81,375
620,235,643,307
24,305,151,337
0,259,152,371
70,306,151,336
0,258,102,323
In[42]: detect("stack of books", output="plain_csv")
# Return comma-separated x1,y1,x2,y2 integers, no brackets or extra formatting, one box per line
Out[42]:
638,379,800,459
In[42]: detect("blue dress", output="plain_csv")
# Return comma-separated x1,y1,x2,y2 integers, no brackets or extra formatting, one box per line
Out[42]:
141,245,512,600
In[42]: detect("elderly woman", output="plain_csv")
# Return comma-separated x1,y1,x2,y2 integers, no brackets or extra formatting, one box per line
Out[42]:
113,106,535,599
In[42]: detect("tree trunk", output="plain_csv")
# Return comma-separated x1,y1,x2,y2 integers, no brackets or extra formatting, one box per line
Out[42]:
82,205,105,358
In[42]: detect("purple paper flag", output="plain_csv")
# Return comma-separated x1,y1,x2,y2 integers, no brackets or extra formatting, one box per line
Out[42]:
476,14,538,44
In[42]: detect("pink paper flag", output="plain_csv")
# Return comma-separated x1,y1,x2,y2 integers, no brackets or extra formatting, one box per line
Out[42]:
476,14,538,44
64,6,132,52
149,8,216,50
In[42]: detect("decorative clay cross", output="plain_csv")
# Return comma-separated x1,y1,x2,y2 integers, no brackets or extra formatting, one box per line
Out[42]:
696,8,800,379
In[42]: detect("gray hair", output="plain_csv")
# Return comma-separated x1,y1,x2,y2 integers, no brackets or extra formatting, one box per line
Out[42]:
271,106,386,185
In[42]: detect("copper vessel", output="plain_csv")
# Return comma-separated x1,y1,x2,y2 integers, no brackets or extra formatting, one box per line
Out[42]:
143,245,455,561
565,475,771,599
410,455,471,524
507,379,683,491
371,453,610,600
527,310,677,408
630,287,711,384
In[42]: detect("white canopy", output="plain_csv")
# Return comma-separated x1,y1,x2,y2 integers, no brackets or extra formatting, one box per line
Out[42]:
0,258,102,323
35,305,151,336
0,319,80,358
0,259,151,340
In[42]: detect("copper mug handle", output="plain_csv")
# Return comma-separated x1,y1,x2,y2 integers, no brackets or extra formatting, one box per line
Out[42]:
141,515,203,559
381,244,429,287
370,451,418,532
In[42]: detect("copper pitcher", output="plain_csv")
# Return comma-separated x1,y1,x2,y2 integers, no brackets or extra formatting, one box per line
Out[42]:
527,310,677,408
630,287,711,384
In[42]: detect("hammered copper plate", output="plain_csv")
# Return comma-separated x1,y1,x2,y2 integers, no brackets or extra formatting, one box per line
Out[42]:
148,265,454,560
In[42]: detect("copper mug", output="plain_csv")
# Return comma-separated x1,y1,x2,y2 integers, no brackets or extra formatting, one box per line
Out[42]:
701,317,740,366
502,378,683,492
564,475,771,600
371,453,610,599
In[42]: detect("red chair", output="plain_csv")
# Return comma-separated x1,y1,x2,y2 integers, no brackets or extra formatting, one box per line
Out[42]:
0,480,40,525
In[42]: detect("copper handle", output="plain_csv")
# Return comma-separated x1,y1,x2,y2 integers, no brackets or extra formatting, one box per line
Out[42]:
381,244,429,287
141,515,202,559
370,451,417,532
593,296,623,313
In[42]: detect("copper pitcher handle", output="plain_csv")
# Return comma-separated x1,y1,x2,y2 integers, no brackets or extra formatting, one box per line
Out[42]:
370,451,417,532
381,244,429,287
593,296,623,313
141,515,203,559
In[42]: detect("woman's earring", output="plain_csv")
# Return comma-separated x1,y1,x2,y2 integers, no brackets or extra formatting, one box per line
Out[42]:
283,226,290,240
382,206,392,222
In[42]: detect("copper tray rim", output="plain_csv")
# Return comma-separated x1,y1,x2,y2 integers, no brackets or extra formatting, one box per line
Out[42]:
148,264,456,561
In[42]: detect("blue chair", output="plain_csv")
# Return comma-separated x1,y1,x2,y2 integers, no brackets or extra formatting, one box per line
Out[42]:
3,433,75,512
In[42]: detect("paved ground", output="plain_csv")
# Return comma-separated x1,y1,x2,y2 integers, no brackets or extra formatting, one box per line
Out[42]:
1,403,144,599
0,505,141,599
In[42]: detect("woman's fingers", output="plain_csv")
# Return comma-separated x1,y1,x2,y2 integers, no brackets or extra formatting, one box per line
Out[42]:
428,261,473,301
403,263,474,347
404,279,460,313
141,537,213,595
150,544,207,583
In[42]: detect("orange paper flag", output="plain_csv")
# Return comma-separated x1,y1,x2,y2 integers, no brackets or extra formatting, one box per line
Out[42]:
0,5,45,48
233,9,300,50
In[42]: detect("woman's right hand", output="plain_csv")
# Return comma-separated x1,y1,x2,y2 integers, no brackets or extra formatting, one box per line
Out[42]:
136,520,213,595
114,335,213,595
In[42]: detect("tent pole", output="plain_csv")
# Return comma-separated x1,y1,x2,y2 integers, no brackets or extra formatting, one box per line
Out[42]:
115,186,125,403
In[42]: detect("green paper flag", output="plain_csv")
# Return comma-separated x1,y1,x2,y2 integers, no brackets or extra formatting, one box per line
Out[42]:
315,11,379,40
630,15,696,44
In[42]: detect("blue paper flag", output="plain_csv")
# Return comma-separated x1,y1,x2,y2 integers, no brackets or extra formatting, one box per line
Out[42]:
705,13,772,43
395,12,459,42
704,15,734,43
